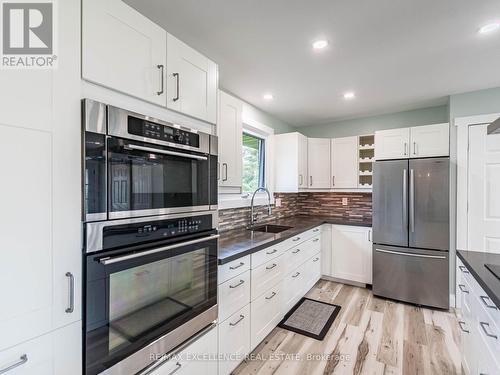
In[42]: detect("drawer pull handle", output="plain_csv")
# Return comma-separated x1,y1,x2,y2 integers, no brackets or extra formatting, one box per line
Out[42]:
229,280,245,289
292,272,300,278
229,262,245,270
458,265,470,274
265,292,277,300
292,249,301,254
480,296,497,309
292,237,301,242
0,354,28,374
266,263,277,270
313,238,319,242
480,322,498,339
458,284,469,294
229,314,245,326
458,321,469,333
313,228,320,232
168,362,182,375
313,257,320,262
266,249,278,255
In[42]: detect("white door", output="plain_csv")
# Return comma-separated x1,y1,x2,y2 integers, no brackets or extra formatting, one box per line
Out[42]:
375,128,410,160
308,138,331,188
468,124,500,253
82,0,167,105
298,134,308,189
167,34,218,124
0,126,53,351
218,91,243,188
331,136,358,188
331,225,372,284
410,123,449,158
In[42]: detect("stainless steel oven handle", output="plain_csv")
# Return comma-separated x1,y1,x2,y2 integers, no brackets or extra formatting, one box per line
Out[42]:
99,234,220,265
124,144,208,161
374,248,446,260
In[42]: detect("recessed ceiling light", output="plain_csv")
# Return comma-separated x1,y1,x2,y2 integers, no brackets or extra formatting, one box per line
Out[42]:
263,93,274,100
479,22,500,34
343,92,356,100
312,40,329,50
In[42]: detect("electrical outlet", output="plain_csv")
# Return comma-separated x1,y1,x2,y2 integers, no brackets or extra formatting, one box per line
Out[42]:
275,198,282,207
342,197,348,206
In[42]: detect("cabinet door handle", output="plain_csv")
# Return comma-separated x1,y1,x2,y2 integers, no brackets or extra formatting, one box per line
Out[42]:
458,321,469,333
299,174,303,186
292,272,300,278
229,314,245,327
172,72,180,101
266,263,277,270
480,296,497,309
65,272,75,313
313,238,319,243
266,249,277,255
222,163,228,181
229,262,245,270
313,228,320,233
0,354,28,374
168,362,182,375
265,291,277,300
292,249,301,254
292,237,301,242
413,141,417,155
458,265,470,274
332,175,335,186
480,322,498,339
313,257,320,262
403,142,408,156
156,65,164,96
310,176,313,186
367,230,372,242
458,284,469,294
229,279,245,289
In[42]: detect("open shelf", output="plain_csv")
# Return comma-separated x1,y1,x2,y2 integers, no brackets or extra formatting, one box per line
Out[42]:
358,134,375,189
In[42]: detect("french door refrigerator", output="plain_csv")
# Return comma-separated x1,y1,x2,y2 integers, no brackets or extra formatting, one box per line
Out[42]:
372,157,449,309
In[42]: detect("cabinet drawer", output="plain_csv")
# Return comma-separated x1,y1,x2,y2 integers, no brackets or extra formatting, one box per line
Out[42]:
304,253,321,294
251,255,284,300
218,304,251,375
285,235,320,274
149,326,217,375
218,270,251,322
218,255,250,285
0,332,53,375
283,264,307,313
251,243,286,269
250,282,283,350
475,303,500,369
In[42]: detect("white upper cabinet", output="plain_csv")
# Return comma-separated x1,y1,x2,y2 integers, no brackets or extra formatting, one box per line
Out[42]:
375,124,449,160
82,0,167,105
218,91,243,188
375,128,411,160
274,132,308,192
409,123,449,158
331,136,358,188
308,138,331,188
166,34,218,124
331,225,372,284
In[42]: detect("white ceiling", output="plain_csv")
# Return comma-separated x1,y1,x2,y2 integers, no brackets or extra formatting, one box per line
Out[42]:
125,0,500,127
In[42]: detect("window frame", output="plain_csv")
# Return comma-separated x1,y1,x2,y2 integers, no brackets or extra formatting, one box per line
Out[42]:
242,131,265,193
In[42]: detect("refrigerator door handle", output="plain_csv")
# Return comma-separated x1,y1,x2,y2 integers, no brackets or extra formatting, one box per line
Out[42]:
375,248,447,260
409,169,415,233
403,169,407,227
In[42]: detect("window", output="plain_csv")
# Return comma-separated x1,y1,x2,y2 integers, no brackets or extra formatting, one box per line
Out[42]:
242,132,265,192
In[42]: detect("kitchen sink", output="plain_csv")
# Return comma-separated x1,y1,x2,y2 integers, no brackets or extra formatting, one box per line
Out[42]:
248,224,293,233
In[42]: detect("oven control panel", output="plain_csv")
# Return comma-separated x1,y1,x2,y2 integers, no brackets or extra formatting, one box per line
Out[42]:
128,116,200,148
102,214,214,249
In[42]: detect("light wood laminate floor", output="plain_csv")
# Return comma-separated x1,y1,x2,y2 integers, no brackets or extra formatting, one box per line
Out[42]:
233,280,461,375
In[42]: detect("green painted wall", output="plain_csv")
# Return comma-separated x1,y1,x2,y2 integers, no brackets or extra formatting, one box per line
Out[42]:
449,86,500,121
295,105,449,138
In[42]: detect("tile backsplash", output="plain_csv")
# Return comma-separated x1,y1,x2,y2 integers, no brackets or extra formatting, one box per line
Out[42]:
218,192,372,232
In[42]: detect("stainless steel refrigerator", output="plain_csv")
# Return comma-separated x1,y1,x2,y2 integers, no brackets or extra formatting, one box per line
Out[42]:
372,157,449,309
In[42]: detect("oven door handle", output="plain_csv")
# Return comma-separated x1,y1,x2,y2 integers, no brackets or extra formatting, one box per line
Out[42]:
99,234,220,265
124,144,208,161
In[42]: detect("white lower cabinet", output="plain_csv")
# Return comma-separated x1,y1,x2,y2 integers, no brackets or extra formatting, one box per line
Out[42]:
331,225,372,284
0,321,81,375
218,305,251,375
251,255,284,300
218,270,251,322
283,262,307,313
250,282,284,350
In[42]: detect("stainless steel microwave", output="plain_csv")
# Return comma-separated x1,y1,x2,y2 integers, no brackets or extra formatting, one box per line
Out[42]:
82,99,218,222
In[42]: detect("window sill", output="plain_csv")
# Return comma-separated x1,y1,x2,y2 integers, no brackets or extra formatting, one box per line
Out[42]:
218,192,274,210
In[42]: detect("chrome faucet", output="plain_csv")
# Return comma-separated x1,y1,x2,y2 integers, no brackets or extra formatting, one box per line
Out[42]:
250,187,272,227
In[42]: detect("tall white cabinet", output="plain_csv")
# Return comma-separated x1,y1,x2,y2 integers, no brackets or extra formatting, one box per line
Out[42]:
218,91,243,188
166,34,218,124
82,0,167,106
274,132,308,192
331,136,358,188
308,138,331,188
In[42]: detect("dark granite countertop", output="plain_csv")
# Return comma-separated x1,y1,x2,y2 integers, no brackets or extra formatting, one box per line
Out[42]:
218,215,371,265
457,250,500,309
